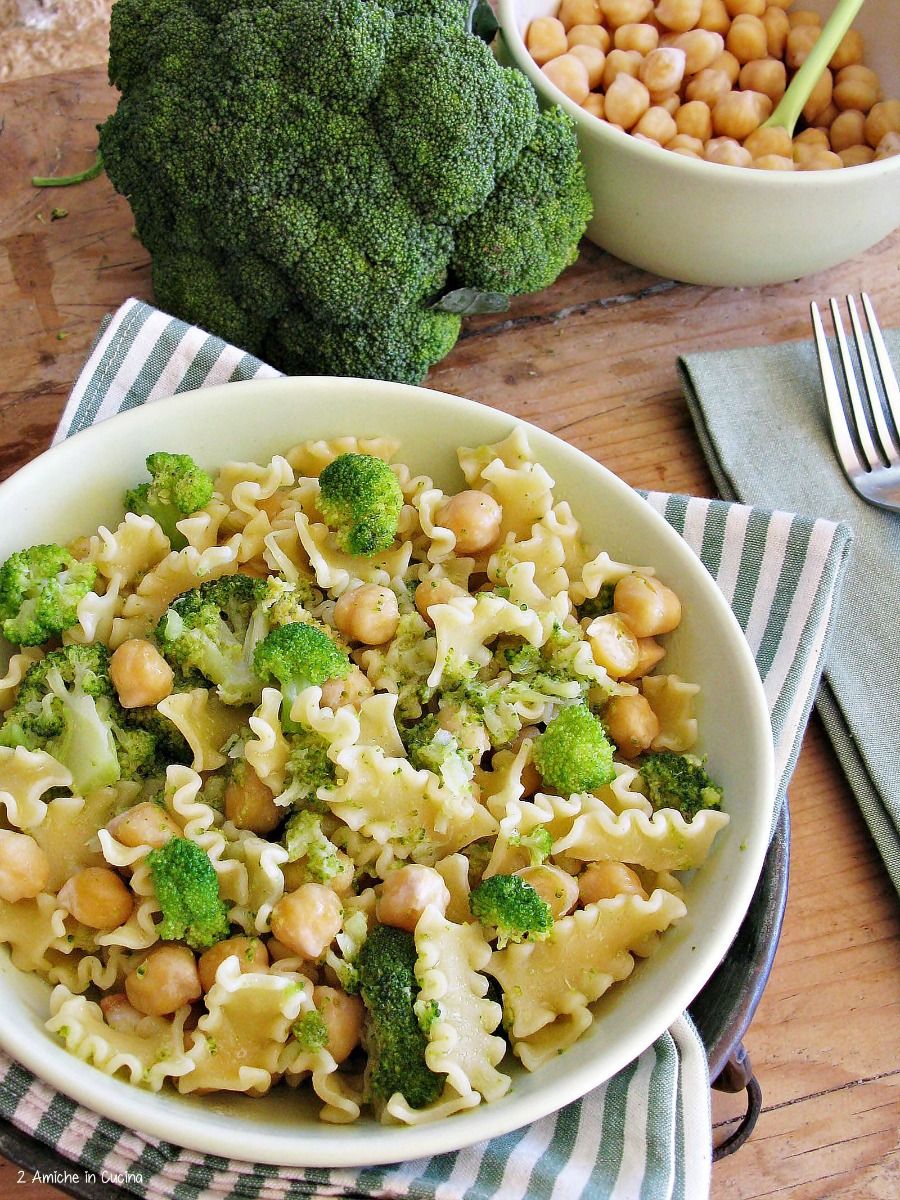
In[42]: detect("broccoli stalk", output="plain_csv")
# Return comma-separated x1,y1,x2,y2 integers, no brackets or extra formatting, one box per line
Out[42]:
124,451,214,549
532,703,616,795
0,544,97,646
469,873,553,949
253,623,351,728
317,454,404,557
356,924,444,1109
147,836,230,950
638,751,724,820
282,810,343,884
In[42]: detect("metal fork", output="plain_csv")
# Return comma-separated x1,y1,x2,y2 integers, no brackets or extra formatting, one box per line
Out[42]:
810,294,900,514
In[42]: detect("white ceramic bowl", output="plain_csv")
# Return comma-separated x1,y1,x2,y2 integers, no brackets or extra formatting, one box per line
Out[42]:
498,0,900,286
0,377,775,1166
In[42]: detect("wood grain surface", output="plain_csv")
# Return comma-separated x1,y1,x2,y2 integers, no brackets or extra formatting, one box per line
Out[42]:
0,65,898,1200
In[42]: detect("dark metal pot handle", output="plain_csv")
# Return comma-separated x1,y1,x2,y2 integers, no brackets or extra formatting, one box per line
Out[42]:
711,1042,763,1161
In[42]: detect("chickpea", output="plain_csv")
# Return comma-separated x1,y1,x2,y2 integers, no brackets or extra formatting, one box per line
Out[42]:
414,578,465,626
838,144,875,167
658,92,682,115
107,801,180,850
526,17,568,66
743,124,791,159
668,146,703,159
724,0,764,15
558,0,603,30
672,28,723,73
270,883,343,960
569,43,607,89
802,69,833,125
602,0,654,26
632,133,662,147
785,24,819,70
793,126,829,148
738,58,786,104
816,102,840,129
614,573,682,638
438,490,503,556
603,693,661,756
697,0,730,35
704,136,753,166
761,5,789,59
615,22,659,54
125,945,202,1015
582,92,607,119
603,47,644,88
543,52,592,104
99,993,148,1033
109,639,174,709
318,665,373,711
587,613,640,677
798,148,843,170
726,13,767,63
712,89,770,139
568,24,612,53
675,100,712,141
787,8,820,27
625,636,667,679
710,48,740,83
829,29,863,72
874,131,900,160
198,935,269,993
865,100,900,150
58,867,133,930
633,105,678,143
834,65,881,113
604,73,651,128
313,985,364,1063
377,865,450,932
640,47,686,96
224,764,281,835
685,67,732,105
829,108,866,153
0,829,50,903
751,154,795,170
517,865,579,919
579,861,648,904
333,583,399,646
654,0,702,33
666,133,705,155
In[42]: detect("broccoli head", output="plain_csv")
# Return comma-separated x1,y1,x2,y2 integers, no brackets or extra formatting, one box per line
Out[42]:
124,451,214,549
292,1008,330,1053
155,574,270,705
283,727,335,808
532,703,616,795
317,454,403,557
507,824,553,867
469,873,553,949
147,835,231,950
356,923,444,1109
638,751,724,820
282,810,343,884
253,622,351,724
0,544,97,647
98,0,591,385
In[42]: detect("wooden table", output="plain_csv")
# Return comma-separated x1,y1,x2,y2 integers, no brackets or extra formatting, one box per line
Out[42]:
0,66,898,1200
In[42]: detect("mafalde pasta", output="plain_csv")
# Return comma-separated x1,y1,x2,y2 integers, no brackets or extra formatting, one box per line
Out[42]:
0,429,729,1124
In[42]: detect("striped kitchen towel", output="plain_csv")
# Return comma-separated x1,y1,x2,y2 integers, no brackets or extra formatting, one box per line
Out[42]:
1,299,852,1200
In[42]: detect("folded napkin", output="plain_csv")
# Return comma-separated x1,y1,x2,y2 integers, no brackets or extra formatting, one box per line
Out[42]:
1,300,852,1200
680,332,900,896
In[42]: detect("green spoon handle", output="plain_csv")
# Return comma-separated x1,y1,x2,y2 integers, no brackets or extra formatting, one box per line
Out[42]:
764,0,866,133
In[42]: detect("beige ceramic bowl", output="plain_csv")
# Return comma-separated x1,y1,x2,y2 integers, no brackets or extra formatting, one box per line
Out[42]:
498,0,900,285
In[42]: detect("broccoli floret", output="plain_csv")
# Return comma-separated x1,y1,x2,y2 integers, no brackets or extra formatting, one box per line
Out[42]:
124,703,192,768
254,623,351,727
282,810,343,884
576,583,616,622
283,727,335,809
469,873,553,949
155,574,270,705
147,835,230,950
317,454,403,557
402,713,473,796
98,0,590,385
508,824,552,867
638,751,724,820
0,544,97,646
532,703,616,795
124,452,214,549
292,1008,330,1053
415,997,441,1035
356,924,444,1109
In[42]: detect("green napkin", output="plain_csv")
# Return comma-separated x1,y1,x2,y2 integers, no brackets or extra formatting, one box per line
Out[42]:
679,331,900,895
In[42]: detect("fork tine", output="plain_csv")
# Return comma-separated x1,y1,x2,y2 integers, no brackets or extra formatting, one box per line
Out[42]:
861,292,900,457
830,297,881,472
846,295,894,466
811,301,864,480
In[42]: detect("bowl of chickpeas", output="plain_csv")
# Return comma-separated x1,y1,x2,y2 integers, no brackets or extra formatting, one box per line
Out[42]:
498,0,900,285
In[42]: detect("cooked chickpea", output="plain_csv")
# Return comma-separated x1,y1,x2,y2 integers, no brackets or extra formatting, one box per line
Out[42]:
675,100,712,140
787,8,820,27
99,993,148,1033
724,0,764,15
603,47,643,88
125,945,202,1015
838,143,875,166
738,57,786,104
414,577,466,625
640,46,686,95
579,861,648,904
633,105,678,143
710,47,741,83
672,28,722,73
58,867,133,930
543,52,592,103
874,131,900,160
312,985,364,1063
793,125,829,148
654,0,702,33
865,100,900,149
602,0,654,26
615,22,659,53
568,23,612,52
333,583,400,646
712,89,769,139
614,573,682,637
604,72,651,127
697,0,729,33
376,864,450,932
438,490,503,555
785,23,819,70
829,29,863,72
318,665,373,711
816,101,840,128
685,67,732,105
802,68,833,125
527,16,568,66
587,613,640,677
761,5,789,58
752,153,795,170
625,636,667,679
270,883,343,960
198,935,269,992
658,92,682,114
743,124,791,159
829,108,866,153
726,13,767,63
604,694,661,757
109,639,174,709
704,136,753,165
224,764,281,835
559,0,604,30
107,801,180,849
517,865,579,918
582,92,607,119
0,829,50,903
569,43,607,88
667,133,705,155
797,148,843,170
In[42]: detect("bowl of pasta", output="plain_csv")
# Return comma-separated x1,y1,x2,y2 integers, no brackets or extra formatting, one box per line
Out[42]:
0,376,774,1166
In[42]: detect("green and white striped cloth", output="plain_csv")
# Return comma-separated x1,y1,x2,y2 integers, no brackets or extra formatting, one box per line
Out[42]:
2,299,852,1200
